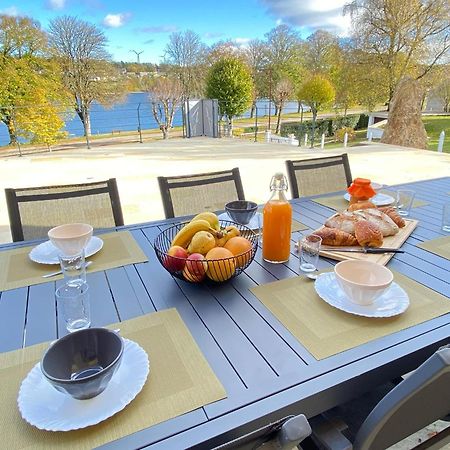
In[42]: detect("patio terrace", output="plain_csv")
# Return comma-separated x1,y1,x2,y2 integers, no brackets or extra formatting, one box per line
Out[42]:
0,137,448,244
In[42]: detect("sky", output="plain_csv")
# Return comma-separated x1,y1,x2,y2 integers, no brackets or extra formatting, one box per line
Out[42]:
0,0,351,63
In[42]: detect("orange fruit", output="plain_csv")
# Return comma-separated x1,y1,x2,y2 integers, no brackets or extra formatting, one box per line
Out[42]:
224,236,253,268
205,247,236,281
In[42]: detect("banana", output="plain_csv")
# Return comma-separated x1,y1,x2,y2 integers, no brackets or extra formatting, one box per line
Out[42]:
190,212,220,231
171,219,214,249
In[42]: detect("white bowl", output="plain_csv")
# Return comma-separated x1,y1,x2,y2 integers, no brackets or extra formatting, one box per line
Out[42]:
334,260,393,305
48,223,93,256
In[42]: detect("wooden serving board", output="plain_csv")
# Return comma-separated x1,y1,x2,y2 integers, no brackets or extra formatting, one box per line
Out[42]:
319,219,418,266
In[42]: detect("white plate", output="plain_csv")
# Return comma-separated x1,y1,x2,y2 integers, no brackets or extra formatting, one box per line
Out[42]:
218,211,262,230
314,272,409,318
18,338,149,431
344,192,395,206
29,236,104,265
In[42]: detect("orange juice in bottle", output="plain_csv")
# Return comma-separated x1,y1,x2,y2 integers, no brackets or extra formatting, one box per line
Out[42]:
263,173,292,263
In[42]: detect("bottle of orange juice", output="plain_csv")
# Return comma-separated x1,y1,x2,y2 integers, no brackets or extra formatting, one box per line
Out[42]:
263,173,292,263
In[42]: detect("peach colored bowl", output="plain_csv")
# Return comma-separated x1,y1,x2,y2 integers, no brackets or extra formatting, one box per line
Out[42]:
334,260,393,306
48,223,93,256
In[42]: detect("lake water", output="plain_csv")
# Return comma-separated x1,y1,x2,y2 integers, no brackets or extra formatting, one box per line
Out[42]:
0,92,305,146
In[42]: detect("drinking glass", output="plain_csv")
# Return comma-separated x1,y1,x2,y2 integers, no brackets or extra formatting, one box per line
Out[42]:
56,283,91,333
59,249,86,287
396,189,415,217
298,234,322,273
443,202,450,232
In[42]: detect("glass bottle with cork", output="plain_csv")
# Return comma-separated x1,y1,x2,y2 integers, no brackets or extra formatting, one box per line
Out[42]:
262,173,292,263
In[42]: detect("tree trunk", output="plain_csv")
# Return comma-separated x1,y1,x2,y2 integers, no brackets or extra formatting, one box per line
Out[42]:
300,105,304,123
274,105,279,117
311,110,317,148
250,104,255,119
275,101,283,134
4,116,17,145
344,106,348,117
297,101,301,114
84,112,91,136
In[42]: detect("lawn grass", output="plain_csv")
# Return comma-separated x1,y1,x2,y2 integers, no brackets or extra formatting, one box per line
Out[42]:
423,116,450,153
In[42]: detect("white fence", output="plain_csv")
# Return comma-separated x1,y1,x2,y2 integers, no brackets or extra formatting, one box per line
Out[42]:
265,131,299,146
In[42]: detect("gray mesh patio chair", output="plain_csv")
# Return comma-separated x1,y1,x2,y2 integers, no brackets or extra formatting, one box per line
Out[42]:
212,414,311,449
158,168,245,218
285,154,353,198
310,345,450,450
5,178,124,242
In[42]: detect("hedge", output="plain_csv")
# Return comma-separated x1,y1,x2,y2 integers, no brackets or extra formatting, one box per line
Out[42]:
280,113,370,141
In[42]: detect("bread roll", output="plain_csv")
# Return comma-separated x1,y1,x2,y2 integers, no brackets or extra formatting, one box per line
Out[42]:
348,201,377,212
314,227,358,246
354,220,383,247
378,206,406,228
324,212,363,235
354,208,399,236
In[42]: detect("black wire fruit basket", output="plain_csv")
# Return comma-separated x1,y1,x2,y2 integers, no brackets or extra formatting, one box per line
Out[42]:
154,220,258,283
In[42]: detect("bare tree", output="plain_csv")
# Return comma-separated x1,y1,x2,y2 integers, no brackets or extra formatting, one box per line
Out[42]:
436,74,450,112
164,30,206,99
48,16,126,137
304,30,341,75
243,39,268,117
150,77,183,139
345,0,450,105
273,78,293,134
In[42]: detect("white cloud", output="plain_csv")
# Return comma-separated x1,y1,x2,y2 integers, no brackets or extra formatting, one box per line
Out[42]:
276,18,282,26
234,37,250,45
103,13,130,28
260,0,351,36
0,6,19,16
47,0,65,10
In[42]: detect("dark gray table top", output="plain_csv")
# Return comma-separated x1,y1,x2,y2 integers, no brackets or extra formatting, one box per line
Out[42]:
1,177,449,449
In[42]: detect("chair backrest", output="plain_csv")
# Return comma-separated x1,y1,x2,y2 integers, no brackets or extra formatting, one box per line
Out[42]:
213,414,311,450
354,346,450,450
285,154,352,198
158,168,245,218
5,178,124,242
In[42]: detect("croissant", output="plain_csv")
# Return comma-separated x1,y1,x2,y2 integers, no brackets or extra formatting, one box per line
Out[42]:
378,206,406,228
313,227,358,246
347,201,377,212
354,220,383,247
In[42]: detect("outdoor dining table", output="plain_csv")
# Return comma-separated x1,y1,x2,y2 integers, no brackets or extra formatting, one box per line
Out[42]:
0,176,449,449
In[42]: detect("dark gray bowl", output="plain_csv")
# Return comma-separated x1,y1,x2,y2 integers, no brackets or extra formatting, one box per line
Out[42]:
41,327,124,400
225,200,258,225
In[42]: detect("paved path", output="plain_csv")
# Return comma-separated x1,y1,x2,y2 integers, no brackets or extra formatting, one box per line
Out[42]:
0,137,449,244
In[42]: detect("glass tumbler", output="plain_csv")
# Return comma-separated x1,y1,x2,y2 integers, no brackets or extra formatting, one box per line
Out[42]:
299,234,322,273
396,190,415,217
56,282,91,333
59,249,86,287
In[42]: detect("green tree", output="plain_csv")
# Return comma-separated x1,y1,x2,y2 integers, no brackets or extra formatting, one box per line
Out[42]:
205,56,254,133
48,16,127,139
297,75,335,147
346,0,450,106
0,15,68,145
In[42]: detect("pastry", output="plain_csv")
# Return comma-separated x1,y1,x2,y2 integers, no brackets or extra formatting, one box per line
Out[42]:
348,200,377,212
354,220,383,247
324,211,363,235
353,208,399,236
378,206,406,228
313,227,358,246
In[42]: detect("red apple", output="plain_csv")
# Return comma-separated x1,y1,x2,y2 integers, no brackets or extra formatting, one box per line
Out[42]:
163,246,188,272
183,253,207,282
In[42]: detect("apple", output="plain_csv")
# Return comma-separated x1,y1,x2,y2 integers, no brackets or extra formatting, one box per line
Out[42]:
183,253,207,282
163,246,188,272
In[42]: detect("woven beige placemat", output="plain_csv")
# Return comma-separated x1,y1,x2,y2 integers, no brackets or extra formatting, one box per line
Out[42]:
251,270,450,360
312,195,348,211
417,236,450,260
0,308,226,449
0,231,148,292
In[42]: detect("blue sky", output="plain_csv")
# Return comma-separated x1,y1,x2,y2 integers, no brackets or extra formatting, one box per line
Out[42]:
0,0,350,63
